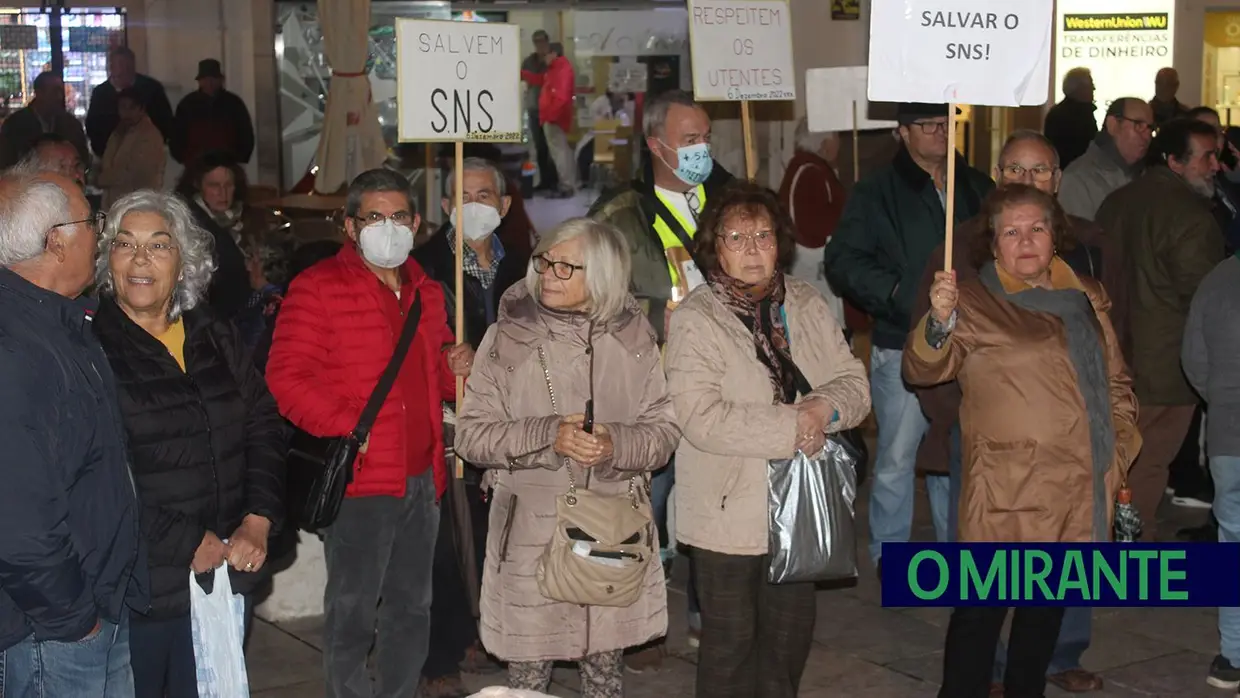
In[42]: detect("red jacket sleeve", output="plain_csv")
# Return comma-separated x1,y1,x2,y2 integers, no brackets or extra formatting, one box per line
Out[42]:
521,69,545,87
414,275,459,402
542,61,573,123
266,273,363,436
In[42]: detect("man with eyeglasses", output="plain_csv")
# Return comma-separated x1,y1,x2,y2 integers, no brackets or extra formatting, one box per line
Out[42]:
0,171,146,697
1058,97,1154,221
910,130,1125,694
825,102,994,578
267,168,475,698
1096,119,1226,550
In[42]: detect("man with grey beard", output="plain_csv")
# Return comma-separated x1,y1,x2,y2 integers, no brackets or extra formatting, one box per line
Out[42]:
1096,118,1227,544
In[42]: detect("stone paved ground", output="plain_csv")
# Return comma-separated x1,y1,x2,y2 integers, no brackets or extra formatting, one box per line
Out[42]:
247,480,1227,697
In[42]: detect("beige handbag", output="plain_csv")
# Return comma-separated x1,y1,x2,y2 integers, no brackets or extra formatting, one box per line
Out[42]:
533,345,655,608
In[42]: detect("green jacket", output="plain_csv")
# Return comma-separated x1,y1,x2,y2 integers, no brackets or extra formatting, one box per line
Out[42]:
588,162,734,342
824,147,994,350
1096,166,1225,405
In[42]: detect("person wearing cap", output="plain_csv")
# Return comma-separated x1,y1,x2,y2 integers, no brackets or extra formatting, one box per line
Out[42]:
824,101,994,578
170,58,255,166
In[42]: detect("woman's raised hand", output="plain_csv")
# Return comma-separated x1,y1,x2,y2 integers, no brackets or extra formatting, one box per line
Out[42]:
929,270,958,324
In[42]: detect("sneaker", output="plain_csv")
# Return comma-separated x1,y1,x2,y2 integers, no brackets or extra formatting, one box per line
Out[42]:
687,626,700,649
1209,654,1240,689
1171,492,1213,509
624,645,666,673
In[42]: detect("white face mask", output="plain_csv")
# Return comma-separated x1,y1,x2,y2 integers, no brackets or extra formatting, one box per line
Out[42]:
357,219,414,269
451,201,504,242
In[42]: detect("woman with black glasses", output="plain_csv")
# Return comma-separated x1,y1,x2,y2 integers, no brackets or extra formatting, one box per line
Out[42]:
455,217,680,698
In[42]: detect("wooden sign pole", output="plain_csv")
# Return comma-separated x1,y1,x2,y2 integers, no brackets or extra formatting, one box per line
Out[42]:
851,100,860,184
425,145,436,225
740,100,757,181
453,140,466,479
943,104,958,272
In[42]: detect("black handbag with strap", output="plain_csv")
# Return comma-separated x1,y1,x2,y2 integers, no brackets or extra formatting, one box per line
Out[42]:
286,291,424,532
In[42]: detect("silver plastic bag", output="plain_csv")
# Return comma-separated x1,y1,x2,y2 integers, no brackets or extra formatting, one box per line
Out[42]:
767,438,859,584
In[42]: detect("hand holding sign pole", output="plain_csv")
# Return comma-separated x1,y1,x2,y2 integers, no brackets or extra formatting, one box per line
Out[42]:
867,0,1052,272
397,18,522,478
687,0,796,181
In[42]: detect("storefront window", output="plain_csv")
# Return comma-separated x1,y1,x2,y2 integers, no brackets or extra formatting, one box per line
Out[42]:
0,7,123,121
1204,11,1240,126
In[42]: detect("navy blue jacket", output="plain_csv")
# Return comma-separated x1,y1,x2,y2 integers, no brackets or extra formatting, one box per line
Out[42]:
0,269,147,650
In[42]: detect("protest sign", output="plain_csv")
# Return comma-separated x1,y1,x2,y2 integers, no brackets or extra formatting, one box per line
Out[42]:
687,0,795,102
805,66,897,133
867,0,1054,106
1055,0,1174,128
396,18,522,142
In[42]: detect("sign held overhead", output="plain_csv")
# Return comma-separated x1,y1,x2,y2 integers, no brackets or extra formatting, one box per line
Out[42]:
687,0,796,101
396,18,522,142
867,0,1053,106
805,66,897,133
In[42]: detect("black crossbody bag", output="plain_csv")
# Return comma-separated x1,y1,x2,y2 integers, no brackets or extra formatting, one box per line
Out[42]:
286,291,423,532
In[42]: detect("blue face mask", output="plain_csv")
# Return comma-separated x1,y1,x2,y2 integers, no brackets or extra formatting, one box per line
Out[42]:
662,141,713,186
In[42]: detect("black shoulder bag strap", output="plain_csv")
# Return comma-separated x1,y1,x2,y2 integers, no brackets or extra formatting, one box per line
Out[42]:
781,320,869,480
641,186,697,252
352,290,423,442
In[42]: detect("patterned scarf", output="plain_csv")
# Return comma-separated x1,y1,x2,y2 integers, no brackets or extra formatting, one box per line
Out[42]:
708,270,796,404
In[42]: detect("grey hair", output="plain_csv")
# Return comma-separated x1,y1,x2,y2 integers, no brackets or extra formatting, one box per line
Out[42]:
95,190,216,322
794,116,835,154
1062,67,1092,98
0,172,71,266
643,89,702,140
999,129,1061,169
345,168,418,219
446,157,506,198
524,217,632,323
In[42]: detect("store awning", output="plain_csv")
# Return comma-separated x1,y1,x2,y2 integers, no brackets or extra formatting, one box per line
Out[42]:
313,0,387,194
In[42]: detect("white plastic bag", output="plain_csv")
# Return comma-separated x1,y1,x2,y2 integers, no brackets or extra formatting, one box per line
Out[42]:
190,563,250,698
468,688,558,698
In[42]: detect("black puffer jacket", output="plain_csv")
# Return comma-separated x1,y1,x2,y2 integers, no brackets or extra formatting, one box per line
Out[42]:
93,299,285,618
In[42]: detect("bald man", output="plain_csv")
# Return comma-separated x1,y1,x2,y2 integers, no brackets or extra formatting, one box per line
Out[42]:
1151,67,1191,127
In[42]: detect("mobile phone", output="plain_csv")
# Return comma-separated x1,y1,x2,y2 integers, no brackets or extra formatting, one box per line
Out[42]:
582,400,594,434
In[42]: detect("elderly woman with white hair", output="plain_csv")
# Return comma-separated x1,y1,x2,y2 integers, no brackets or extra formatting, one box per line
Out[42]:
91,190,285,698
778,116,846,326
455,217,680,698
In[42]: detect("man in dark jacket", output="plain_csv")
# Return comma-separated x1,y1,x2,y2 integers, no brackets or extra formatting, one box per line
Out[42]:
85,45,174,157
414,156,525,697
171,59,255,165
0,171,147,696
825,102,994,572
0,71,89,168
912,130,1123,694
1044,67,1098,169
1097,118,1227,542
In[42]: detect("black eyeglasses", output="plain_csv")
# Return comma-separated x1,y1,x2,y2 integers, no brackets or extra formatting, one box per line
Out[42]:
533,254,585,280
1117,115,1154,134
352,211,414,226
909,120,948,135
51,211,107,237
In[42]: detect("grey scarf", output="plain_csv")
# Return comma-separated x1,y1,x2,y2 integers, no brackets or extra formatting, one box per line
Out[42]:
979,262,1115,540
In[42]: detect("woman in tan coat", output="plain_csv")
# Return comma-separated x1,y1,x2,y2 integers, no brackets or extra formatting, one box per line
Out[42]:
665,182,871,698
904,184,1141,698
455,217,680,698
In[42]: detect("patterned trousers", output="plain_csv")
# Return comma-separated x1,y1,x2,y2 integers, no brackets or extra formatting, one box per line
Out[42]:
508,650,623,698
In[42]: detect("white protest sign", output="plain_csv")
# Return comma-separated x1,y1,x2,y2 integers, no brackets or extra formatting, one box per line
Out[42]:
1055,0,1174,128
805,66,898,133
867,0,1053,106
396,19,522,142
687,0,795,101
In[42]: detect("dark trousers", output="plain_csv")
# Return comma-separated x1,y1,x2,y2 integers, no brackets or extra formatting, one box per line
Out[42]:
423,480,490,679
323,473,440,698
940,606,1065,698
130,612,197,698
1168,404,1209,494
528,108,557,189
693,548,816,698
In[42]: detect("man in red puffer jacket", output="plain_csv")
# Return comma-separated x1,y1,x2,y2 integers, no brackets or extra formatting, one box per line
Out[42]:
522,42,577,197
267,168,475,698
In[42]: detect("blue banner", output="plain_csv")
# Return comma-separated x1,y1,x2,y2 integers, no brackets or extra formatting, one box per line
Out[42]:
880,543,1240,607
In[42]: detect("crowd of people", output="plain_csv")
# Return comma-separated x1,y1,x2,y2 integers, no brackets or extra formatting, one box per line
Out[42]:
2,45,1240,698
